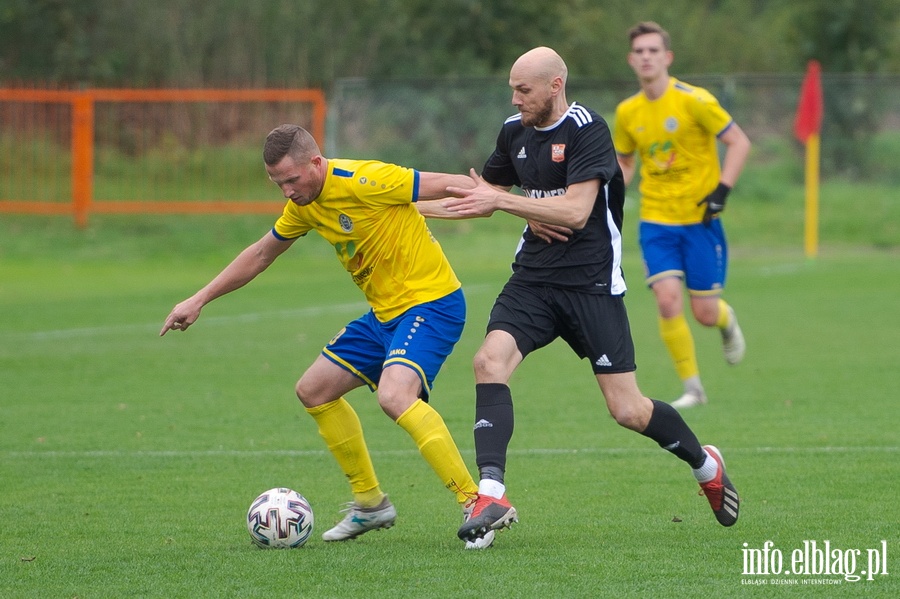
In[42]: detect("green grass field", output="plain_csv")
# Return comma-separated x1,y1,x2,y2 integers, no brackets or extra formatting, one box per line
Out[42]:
1,209,898,598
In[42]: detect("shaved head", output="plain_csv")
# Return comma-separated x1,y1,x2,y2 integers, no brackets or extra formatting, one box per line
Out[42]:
510,46,568,86
509,47,569,128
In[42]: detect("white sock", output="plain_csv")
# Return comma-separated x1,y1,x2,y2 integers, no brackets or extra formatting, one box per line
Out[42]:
692,450,718,483
478,478,506,499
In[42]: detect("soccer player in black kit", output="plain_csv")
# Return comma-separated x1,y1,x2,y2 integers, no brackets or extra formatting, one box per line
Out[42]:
439,47,740,545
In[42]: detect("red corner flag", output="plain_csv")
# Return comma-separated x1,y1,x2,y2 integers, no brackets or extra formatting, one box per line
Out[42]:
794,60,823,143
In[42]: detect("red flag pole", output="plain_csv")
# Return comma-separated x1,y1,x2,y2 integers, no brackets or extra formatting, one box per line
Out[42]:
794,61,824,259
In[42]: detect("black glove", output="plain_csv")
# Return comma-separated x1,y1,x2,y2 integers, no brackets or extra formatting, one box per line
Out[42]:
697,182,731,225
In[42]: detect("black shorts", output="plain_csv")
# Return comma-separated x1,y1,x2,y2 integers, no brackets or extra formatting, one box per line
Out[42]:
487,281,636,374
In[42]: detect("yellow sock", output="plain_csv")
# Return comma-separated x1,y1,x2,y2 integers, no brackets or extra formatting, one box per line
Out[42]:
396,399,478,504
715,298,731,329
305,398,384,508
659,314,699,381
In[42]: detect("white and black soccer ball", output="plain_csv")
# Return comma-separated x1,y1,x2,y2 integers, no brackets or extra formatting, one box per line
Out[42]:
246,487,314,548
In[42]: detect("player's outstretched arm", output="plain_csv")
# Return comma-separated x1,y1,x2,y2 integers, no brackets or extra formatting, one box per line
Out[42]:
416,171,476,200
416,170,502,219
159,232,295,335
444,169,597,229
417,201,477,220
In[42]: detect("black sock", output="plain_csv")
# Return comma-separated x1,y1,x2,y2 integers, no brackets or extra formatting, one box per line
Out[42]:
640,399,706,469
473,383,514,482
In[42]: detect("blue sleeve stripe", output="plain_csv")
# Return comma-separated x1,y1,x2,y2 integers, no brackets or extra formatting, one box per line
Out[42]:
412,169,420,202
270,227,301,241
717,120,735,138
333,167,354,178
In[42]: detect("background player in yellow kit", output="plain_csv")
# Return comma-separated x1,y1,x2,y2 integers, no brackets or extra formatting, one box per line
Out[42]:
160,124,492,548
613,22,752,409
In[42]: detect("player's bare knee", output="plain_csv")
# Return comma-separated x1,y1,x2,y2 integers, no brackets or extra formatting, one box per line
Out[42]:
694,313,717,326
690,297,720,326
375,385,396,410
607,396,652,431
610,406,644,431
692,306,718,327
653,286,682,316
376,385,414,420
294,378,317,408
473,347,505,380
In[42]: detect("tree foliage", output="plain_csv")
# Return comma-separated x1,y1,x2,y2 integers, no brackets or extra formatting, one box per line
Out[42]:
788,0,898,73
2,0,898,87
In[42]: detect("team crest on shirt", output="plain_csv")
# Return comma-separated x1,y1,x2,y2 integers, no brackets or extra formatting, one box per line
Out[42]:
551,144,566,162
664,117,679,132
338,213,353,232
649,140,677,170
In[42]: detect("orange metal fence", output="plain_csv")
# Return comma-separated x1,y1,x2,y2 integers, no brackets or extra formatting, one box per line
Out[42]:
0,88,326,226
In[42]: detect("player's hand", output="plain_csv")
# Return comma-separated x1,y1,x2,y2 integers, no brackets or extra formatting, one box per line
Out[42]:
697,182,731,226
160,297,202,336
442,168,500,217
528,220,572,243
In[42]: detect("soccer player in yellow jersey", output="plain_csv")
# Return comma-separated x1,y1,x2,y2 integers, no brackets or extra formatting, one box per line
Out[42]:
160,124,492,548
613,22,752,409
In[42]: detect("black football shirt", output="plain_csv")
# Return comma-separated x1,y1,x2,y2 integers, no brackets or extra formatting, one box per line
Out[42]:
481,102,627,295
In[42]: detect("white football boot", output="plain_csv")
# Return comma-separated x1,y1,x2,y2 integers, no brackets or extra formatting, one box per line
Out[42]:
721,305,746,365
322,496,397,541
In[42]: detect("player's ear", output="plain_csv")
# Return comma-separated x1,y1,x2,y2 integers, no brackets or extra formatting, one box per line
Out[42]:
551,75,564,95
626,49,638,69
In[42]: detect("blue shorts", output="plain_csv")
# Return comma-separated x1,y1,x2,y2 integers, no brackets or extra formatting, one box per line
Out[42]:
321,289,465,400
639,220,728,296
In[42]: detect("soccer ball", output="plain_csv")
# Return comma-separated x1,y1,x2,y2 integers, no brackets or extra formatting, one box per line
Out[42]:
246,487,314,548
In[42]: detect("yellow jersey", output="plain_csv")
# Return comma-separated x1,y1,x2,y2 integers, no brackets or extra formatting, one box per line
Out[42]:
272,158,460,322
613,77,733,225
